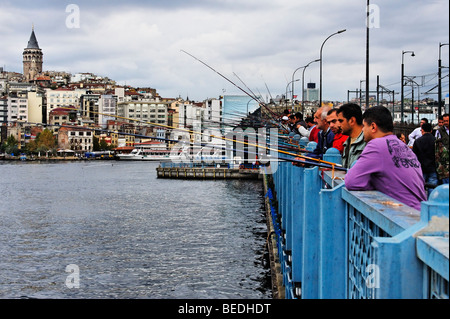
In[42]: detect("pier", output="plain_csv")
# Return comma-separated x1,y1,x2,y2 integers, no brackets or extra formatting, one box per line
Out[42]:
156,162,261,180
262,147,449,299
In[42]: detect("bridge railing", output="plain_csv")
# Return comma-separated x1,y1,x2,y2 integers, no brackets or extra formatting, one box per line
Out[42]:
266,146,449,299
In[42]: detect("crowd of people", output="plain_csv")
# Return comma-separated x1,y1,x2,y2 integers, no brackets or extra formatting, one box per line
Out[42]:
278,105,449,211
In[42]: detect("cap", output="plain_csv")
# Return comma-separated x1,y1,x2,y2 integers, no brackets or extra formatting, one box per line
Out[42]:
282,116,289,121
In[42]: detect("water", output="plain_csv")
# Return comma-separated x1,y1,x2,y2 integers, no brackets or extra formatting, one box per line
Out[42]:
0,161,271,299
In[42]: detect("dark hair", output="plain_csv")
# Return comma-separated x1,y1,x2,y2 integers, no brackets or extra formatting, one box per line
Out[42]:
362,106,393,133
336,103,363,125
305,116,314,124
421,123,432,133
289,114,295,120
294,112,303,121
420,117,429,123
284,109,290,115
327,108,338,116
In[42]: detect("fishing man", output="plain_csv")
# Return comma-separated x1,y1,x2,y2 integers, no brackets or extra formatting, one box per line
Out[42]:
344,106,427,211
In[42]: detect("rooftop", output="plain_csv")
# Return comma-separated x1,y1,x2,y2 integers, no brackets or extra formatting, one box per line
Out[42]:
26,29,40,49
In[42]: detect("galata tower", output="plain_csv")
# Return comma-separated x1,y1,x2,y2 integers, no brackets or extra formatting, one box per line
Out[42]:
23,26,43,82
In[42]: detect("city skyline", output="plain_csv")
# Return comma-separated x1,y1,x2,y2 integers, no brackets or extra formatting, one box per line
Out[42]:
0,0,449,102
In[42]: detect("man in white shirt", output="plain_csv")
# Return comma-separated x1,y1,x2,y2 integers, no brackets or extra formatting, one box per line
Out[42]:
408,118,428,148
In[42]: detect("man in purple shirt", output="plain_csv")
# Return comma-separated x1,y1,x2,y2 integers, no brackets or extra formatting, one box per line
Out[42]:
345,106,427,211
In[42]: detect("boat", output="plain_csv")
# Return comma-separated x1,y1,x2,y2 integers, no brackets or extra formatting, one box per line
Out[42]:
115,141,175,161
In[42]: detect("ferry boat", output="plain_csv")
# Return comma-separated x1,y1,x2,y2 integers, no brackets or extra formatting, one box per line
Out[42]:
115,141,172,161
116,148,173,161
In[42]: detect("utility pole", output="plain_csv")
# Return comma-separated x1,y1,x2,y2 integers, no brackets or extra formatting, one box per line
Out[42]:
438,43,449,118
365,0,370,110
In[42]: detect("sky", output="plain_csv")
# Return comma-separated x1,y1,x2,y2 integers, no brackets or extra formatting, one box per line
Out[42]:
0,0,449,103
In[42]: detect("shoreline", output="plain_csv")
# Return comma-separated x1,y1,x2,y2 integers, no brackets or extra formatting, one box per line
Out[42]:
0,156,114,161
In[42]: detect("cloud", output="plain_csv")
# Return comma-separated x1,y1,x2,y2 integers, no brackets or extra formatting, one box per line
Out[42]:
0,0,448,102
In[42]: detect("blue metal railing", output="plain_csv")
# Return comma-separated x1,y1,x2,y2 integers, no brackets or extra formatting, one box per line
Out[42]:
265,145,449,299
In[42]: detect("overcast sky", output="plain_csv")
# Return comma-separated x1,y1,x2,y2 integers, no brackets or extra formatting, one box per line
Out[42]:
1,0,448,102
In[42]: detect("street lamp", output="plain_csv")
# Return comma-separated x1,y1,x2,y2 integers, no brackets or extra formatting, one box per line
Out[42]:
286,79,300,108
301,59,320,114
438,43,449,118
291,59,320,109
405,77,420,125
401,50,415,124
359,80,366,108
319,29,346,108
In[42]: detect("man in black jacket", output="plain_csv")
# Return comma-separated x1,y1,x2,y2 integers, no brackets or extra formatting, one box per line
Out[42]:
413,122,437,196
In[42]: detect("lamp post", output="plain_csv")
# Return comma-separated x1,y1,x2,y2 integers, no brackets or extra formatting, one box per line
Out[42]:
286,79,300,109
401,50,415,124
319,29,346,108
291,59,320,108
301,59,320,114
406,77,420,125
438,43,449,118
365,0,370,111
359,80,366,108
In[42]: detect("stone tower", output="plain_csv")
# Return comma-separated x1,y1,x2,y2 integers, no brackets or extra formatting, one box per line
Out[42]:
23,26,43,82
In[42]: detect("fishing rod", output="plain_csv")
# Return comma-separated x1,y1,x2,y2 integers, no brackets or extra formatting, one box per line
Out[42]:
233,72,265,106
49,106,343,168
25,104,342,167
180,50,280,121
14,119,345,171
181,50,259,104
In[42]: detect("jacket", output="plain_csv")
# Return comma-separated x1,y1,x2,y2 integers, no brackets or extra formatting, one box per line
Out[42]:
342,130,366,169
435,126,449,180
412,133,436,174
332,133,348,154
308,128,335,160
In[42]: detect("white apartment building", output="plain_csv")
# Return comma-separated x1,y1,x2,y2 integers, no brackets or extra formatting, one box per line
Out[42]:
0,96,7,123
46,87,86,121
7,95,28,122
178,98,223,145
98,95,117,128
68,128,93,153
117,100,170,125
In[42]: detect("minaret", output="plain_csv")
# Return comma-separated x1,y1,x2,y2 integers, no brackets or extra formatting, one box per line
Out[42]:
23,25,43,82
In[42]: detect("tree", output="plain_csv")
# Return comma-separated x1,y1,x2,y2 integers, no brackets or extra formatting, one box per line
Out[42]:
99,138,109,151
2,135,19,155
93,136,100,151
35,129,56,151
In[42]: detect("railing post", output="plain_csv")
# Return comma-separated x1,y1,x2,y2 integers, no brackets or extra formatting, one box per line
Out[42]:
323,147,342,165
291,165,305,296
285,163,293,253
319,182,346,298
301,166,321,298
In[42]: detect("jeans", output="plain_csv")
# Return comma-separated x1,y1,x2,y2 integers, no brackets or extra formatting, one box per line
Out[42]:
423,172,438,198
